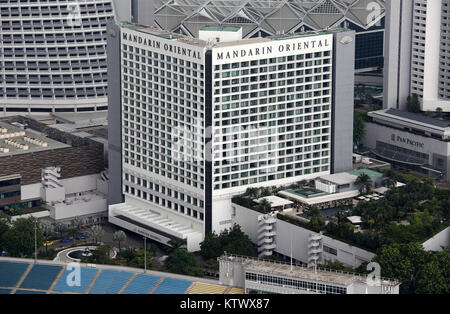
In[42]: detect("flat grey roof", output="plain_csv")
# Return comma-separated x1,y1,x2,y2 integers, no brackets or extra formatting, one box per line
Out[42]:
383,109,450,129
219,255,399,287
0,122,69,157
319,172,357,185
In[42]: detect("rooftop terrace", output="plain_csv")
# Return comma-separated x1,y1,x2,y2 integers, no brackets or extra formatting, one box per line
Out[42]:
219,254,399,287
0,121,69,157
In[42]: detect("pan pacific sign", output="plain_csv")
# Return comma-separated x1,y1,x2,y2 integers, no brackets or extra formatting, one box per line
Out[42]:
391,134,424,149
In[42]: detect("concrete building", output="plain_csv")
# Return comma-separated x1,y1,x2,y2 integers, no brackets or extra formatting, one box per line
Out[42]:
218,254,400,294
0,116,108,225
0,0,117,115
363,109,450,181
384,0,450,112
152,0,386,72
112,0,154,26
107,22,355,251
232,199,375,267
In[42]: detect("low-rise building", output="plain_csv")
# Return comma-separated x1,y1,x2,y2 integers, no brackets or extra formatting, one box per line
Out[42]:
0,116,107,225
218,254,400,294
364,109,450,181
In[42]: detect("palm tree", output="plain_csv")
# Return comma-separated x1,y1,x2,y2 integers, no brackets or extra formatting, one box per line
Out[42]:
112,230,127,251
54,222,67,239
167,238,185,253
87,225,104,244
39,221,54,256
258,198,273,213
355,173,372,195
246,187,259,199
383,177,397,189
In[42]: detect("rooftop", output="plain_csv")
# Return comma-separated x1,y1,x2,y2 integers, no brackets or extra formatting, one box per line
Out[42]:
320,172,357,185
120,21,335,49
254,196,293,208
347,169,384,181
369,109,450,135
200,25,241,32
279,189,359,206
385,109,450,129
219,254,399,287
0,121,69,157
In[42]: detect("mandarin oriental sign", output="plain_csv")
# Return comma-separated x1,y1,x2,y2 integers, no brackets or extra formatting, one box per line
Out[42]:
216,38,331,60
213,34,333,64
122,31,203,60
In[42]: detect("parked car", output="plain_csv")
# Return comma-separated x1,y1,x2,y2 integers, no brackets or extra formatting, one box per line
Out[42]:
1,251,8,257
42,241,54,247
76,234,89,240
60,238,73,243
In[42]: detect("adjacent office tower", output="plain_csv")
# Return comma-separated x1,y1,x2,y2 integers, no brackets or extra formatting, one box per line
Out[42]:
112,0,154,26
107,22,355,251
384,0,450,112
153,0,386,72
0,0,114,114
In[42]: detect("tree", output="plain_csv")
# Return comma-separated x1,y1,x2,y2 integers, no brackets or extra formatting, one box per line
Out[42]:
3,218,44,257
39,220,54,256
71,217,84,234
167,238,185,253
305,207,325,232
415,248,450,294
353,111,366,149
200,224,255,260
406,94,421,113
128,248,153,269
221,225,255,257
0,218,10,253
383,176,397,189
199,232,222,260
82,245,112,265
354,85,365,105
112,230,127,251
54,222,67,239
436,107,443,119
257,198,272,213
245,187,259,199
165,249,203,277
373,242,429,294
355,173,372,194
87,225,104,244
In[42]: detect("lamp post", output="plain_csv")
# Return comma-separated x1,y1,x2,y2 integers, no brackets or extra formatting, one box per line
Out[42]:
143,236,147,273
34,219,37,264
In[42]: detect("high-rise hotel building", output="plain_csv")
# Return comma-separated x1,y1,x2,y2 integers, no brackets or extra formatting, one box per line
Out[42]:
0,0,115,115
107,22,355,251
384,0,450,112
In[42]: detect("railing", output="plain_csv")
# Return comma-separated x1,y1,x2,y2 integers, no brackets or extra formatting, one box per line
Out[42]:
219,253,399,285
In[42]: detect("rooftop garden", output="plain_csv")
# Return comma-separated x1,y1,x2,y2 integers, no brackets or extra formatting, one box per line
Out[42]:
232,172,449,254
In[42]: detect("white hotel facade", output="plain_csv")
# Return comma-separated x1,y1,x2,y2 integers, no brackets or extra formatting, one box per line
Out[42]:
107,22,355,251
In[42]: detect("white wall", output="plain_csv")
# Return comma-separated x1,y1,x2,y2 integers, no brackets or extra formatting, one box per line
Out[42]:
49,198,107,220
199,29,242,43
61,174,100,195
233,204,375,268
212,197,234,234
422,226,450,252
21,183,41,200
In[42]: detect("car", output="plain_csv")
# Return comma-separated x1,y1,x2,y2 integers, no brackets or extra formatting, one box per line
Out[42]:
60,238,73,243
42,241,54,247
76,234,89,240
1,251,8,257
